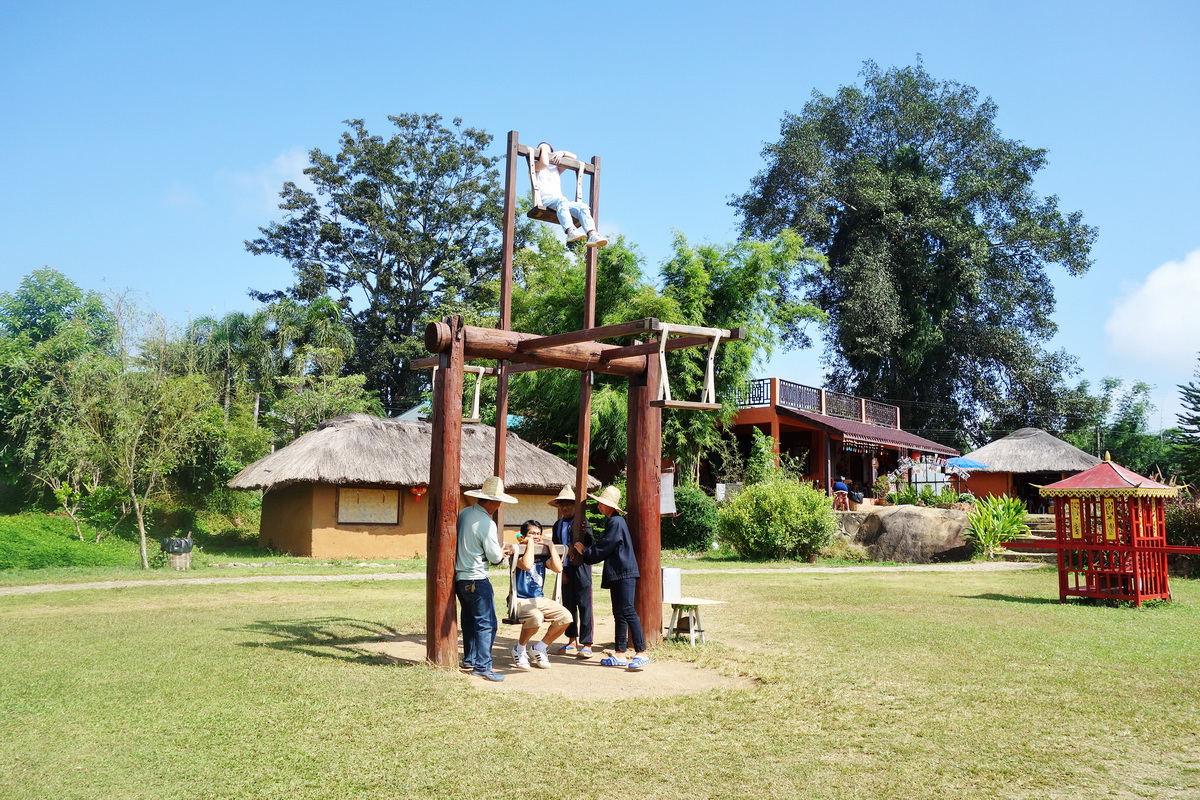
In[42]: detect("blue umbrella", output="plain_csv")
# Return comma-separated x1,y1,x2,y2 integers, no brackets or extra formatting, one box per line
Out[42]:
946,456,988,470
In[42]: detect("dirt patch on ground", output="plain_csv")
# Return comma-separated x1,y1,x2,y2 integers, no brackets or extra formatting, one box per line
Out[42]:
357,617,756,701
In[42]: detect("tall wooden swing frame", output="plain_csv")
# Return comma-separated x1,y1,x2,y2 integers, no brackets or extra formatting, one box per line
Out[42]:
419,132,743,666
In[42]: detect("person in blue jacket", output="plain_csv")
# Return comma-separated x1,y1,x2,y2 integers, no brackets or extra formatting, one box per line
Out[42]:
548,485,595,658
573,485,650,671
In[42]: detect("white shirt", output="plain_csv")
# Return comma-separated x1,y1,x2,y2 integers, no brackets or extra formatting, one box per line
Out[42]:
535,160,565,201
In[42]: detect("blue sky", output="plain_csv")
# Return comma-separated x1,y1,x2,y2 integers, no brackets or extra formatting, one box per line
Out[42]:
2,0,1197,432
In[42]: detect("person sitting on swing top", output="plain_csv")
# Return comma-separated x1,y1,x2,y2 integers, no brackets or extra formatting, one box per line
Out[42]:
533,142,607,248
512,519,574,670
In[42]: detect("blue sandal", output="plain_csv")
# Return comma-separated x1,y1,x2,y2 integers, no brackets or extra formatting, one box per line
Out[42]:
555,644,577,656
577,647,594,658
627,656,651,671
600,656,628,667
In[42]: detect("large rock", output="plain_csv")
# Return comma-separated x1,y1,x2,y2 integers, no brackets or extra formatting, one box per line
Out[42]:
837,505,972,563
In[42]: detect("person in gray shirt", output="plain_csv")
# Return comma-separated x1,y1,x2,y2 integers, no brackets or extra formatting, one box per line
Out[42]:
456,476,516,681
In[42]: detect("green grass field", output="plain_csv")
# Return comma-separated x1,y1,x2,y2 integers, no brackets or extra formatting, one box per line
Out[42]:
1,567,1197,799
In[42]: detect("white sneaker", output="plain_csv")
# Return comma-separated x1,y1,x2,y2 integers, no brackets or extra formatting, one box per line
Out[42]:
531,644,551,669
586,231,608,248
513,646,531,671
565,226,586,243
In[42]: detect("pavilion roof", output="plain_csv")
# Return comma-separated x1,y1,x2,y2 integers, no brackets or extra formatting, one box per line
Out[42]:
1039,458,1177,498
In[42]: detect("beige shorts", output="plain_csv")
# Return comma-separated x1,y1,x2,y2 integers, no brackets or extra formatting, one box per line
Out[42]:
514,596,573,629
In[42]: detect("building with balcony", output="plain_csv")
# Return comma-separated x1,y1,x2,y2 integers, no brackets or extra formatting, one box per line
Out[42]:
727,378,959,494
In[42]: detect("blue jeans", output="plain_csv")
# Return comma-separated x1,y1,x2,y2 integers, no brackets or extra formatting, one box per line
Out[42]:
608,578,645,653
542,195,595,233
455,577,497,672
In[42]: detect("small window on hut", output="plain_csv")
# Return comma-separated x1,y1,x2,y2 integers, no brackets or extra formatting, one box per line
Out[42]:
337,487,401,525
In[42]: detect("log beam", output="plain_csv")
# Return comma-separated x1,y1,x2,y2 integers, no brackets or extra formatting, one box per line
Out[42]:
425,322,648,377
515,318,657,352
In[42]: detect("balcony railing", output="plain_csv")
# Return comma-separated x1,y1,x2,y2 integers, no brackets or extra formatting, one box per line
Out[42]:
735,378,900,429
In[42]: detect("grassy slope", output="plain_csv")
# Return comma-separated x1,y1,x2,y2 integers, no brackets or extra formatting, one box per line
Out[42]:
0,569,1197,799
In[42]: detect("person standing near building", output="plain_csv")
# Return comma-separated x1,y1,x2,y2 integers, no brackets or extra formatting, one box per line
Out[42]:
456,476,516,682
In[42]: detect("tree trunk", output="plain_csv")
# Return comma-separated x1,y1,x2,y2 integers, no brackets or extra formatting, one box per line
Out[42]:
253,392,261,425
131,488,149,569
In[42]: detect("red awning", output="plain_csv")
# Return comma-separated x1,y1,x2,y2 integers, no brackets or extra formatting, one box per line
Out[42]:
777,406,958,456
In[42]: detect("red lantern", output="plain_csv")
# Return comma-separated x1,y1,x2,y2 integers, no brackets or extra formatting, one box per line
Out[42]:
410,485,428,502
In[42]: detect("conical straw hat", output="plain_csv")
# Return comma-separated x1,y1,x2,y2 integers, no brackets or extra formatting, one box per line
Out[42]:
547,484,576,506
464,475,518,504
587,485,624,513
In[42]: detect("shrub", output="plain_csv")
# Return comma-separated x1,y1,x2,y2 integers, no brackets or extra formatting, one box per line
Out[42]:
0,514,136,570
661,484,719,551
965,496,1029,559
1166,491,1200,577
889,484,920,506
718,477,837,559
819,537,870,562
743,428,777,486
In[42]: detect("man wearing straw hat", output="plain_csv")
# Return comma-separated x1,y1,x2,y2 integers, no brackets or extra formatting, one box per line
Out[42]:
456,476,517,682
548,485,595,658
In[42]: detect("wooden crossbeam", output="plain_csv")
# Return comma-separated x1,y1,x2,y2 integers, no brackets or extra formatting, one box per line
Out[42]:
648,320,739,338
425,321,647,377
411,358,552,377
515,142,596,175
515,318,658,352
600,328,746,361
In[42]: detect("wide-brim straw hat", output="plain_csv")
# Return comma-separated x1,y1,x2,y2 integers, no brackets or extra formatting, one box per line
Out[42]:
464,476,518,504
587,485,624,513
547,484,576,506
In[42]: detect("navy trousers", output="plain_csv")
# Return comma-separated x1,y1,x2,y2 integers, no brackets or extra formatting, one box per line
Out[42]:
608,577,646,653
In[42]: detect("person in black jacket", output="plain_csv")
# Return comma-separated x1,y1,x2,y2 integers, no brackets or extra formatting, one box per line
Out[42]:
548,485,595,658
573,485,650,671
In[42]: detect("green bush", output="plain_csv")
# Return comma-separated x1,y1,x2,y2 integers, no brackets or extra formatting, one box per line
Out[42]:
661,484,719,551
965,496,1029,559
1166,491,1200,548
0,514,136,570
718,477,838,559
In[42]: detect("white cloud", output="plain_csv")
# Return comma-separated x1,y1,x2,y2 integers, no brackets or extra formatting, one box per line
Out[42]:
221,147,315,216
1105,248,1200,368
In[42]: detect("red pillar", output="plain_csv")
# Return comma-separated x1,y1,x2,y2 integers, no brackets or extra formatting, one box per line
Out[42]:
627,355,662,645
426,315,464,667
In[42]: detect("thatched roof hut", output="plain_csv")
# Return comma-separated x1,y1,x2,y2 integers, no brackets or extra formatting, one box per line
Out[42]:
229,413,596,493
229,414,597,559
961,427,1101,511
962,427,1100,474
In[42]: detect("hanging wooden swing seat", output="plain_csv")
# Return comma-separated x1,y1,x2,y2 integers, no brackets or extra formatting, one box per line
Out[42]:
517,142,595,224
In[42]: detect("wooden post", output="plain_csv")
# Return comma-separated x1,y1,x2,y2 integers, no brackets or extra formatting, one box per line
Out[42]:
493,131,520,536
426,315,464,667
573,154,600,546
627,353,662,645
822,432,832,494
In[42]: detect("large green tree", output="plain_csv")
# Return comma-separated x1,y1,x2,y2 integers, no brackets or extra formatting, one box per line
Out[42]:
1173,357,1200,486
734,61,1097,447
246,114,510,412
1064,378,1178,477
0,269,115,485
